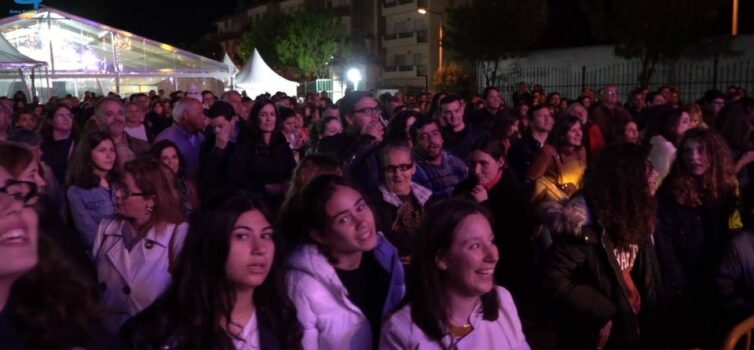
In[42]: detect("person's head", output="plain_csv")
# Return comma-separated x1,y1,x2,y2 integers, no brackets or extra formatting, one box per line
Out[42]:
149,140,187,177
668,128,736,207
646,92,666,107
407,199,499,340
468,135,505,186
157,191,302,349
315,115,342,140
16,111,36,131
116,157,183,230
546,92,561,108
685,103,705,129
202,90,216,108
66,131,117,188
125,102,145,125
341,91,380,135
482,86,502,111
0,142,45,194
549,115,583,149
249,98,278,136
582,143,654,249
221,90,244,119
150,99,165,115
0,161,39,306
643,106,690,147
295,175,378,267
130,93,150,112
601,85,619,105
440,95,465,131
94,97,126,136
283,154,342,204
172,98,206,134
385,110,421,145
207,100,237,137
565,102,588,124
380,144,415,196
530,104,554,133
704,89,726,116
279,107,297,135
411,117,443,160
46,104,74,134
718,102,754,152
321,104,340,120
612,119,640,144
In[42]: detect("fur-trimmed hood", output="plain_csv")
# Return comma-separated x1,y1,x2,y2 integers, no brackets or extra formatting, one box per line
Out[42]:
537,195,593,237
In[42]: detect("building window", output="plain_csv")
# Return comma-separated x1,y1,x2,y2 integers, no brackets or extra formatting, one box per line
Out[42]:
394,54,406,66
413,53,425,65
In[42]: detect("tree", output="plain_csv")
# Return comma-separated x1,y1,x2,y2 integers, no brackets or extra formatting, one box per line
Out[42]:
580,0,723,86
237,13,288,68
275,10,340,80
434,63,474,93
444,0,547,87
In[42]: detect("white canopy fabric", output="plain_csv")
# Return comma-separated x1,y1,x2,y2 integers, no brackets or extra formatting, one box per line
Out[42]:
223,53,238,75
0,33,45,69
235,49,298,97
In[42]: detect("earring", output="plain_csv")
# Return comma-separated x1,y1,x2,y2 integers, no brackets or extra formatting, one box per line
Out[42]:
146,205,154,214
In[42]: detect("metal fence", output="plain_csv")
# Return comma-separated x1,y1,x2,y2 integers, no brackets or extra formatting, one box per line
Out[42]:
491,58,754,104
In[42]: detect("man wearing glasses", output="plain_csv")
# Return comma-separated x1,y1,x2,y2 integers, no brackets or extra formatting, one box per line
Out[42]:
317,91,385,189
592,85,632,144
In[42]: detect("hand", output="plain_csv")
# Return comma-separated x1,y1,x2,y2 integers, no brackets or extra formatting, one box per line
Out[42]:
597,320,612,349
215,127,231,150
471,184,488,202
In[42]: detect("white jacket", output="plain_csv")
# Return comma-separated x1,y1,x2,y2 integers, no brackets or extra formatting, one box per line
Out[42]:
648,135,676,185
286,237,405,350
379,286,530,350
92,217,188,333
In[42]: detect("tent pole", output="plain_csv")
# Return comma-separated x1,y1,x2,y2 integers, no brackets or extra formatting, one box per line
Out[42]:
30,68,36,101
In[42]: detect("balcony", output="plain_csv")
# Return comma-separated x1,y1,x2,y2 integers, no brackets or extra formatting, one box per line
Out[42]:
382,30,429,47
383,65,418,79
383,0,427,16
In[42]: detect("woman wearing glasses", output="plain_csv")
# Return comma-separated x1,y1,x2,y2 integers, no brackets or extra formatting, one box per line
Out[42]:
369,143,432,265
92,157,187,333
66,131,119,247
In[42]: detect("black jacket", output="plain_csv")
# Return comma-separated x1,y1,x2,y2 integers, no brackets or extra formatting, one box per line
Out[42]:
540,197,662,350
316,132,382,190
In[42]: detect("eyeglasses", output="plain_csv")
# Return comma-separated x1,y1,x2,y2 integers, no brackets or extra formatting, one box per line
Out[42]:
352,107,382,115
54,113,74,119
119,186,148,198
0,179,38,205
383,163,414,173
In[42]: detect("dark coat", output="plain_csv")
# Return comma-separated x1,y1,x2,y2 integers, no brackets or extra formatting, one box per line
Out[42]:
316,132,382,190
441,124,488,161
717,229,754,326
540,197,662,350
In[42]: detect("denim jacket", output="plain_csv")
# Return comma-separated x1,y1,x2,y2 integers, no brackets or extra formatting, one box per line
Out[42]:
67,185,117,247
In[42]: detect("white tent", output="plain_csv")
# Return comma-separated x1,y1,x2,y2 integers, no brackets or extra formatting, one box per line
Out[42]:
0,33,47,99
236,49,299,97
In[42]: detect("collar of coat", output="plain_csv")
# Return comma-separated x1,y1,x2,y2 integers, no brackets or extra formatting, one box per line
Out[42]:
378,183,432,207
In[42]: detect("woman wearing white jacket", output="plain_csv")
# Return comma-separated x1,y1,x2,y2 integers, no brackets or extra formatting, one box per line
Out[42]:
92,157,187,333
284,175,405,349
379,199,529,350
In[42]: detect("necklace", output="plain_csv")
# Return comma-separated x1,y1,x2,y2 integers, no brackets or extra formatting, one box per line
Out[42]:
448,322,474,338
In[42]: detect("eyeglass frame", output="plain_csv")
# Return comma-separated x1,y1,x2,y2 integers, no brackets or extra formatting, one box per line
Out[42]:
383,162,414,173
0,179,38,205
352,106,382,115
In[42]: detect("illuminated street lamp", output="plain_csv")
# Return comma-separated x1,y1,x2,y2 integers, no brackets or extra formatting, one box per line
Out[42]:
347,68,362,91
417,7,445,69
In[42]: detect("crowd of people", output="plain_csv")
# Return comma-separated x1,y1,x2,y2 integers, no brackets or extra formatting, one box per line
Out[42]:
0,81,752,349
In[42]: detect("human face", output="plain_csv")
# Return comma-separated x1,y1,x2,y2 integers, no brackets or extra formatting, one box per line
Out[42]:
323,119,343,137
442,100,465,131
383,149,415,196
282,116,297,135
347,97,380,131
225,210,275,291
115,172,153,222
0,166,39,284
682,139,709,176
469,150,502,185
314,186,378,259
624,121,640,144
91,139,116,173
436,213,498,298
183,100,206,132
603,86,619,105
565,122,583,147
675,112,692,137
416,122,444,160
548,94,561,108
651,94,667,106
485,90,502,110
711,98,725,115
135,95,150,112
18,162,45,191
532,108,554,132
126,104,145,125
52,107,74,132
211,116,235,140
571,105,588,124
17,113,36,130
97,100,126,136
203,93,216,107
257,104,277,134
227,93,243,118
159,147,181,174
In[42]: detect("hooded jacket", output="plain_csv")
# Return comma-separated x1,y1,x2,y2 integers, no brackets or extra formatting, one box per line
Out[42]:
539,196,662,349
286,236,405,350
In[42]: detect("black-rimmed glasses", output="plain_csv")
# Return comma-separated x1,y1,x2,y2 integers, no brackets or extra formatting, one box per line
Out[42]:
0,179,37,205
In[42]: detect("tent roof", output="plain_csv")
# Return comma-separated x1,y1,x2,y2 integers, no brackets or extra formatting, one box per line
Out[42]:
0,6,230,76
0,31,45,68
236,49,298,96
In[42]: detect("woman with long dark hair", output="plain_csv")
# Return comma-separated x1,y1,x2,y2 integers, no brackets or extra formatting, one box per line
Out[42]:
66,131,119,247
527,115,587,202
656,128,738,348
644,106,692,184
380,199,529,349
284,175,404,349
150,140,200,214
540,143,662,349
121,191,302,349
92,157,186,333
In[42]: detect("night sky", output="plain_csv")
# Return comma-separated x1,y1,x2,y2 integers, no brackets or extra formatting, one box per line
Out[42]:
0,0,750,59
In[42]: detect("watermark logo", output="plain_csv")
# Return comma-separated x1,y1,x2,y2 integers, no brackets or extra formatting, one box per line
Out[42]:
10,0,42,14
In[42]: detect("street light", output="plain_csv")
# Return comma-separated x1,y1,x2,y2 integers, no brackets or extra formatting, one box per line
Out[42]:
417,7,444,69
347,68,362,91
732,0,739,36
